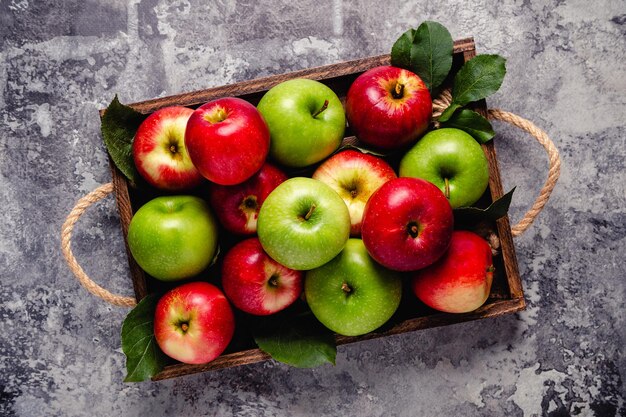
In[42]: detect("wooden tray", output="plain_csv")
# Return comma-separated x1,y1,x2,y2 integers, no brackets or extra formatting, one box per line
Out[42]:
103,37,525,381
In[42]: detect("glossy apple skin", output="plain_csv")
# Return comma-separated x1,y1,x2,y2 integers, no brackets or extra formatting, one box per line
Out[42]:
257,79,345,167
345,66,432,150
185,97,270,185
127,196,219,281
312,150,397,236
399,128,490,208
222,238,304,315
257,177,351,270
207,163,288,235
305,239,402,336
361,177,453,271
133,106,204,191
154,282,235,364
411,231,494,313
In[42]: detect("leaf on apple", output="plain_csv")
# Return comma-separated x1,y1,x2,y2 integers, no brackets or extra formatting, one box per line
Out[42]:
336,143,388,158
440,109,495,143
391,21,454,93
439,55,506,122
121,294,169,382
100,95,147,186
253,311,336,368
454,187,516,225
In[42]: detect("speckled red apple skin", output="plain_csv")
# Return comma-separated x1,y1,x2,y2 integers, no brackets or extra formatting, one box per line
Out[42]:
411,231,494,313
207,163,288,235
133,106,204,190
154,282,235,365
185,97,270,185
345,66,432,150
361,177,453,271
312,150,397,236
221,238,303,316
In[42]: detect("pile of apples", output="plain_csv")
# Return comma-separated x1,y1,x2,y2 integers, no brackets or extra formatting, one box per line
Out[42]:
127,65,495,366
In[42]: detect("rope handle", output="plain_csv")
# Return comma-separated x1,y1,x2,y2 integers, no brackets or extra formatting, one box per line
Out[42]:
486,108,561,236
60,183,137,307
61,106,560,307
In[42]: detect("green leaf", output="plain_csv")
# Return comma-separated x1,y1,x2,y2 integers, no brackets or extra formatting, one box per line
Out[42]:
100,95,147,185
121,294,168,382
454,187,516,224
390,21,454,92
336,143,388,158
440,109,495,143
253,311,336,368
438,103,461,122
452,54,506,106
438,54,506,122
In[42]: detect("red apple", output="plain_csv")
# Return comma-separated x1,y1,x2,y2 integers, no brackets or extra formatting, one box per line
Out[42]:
132,106,204,190
154,282,234,364
207,163,288,235
222,238,304,315
345,65,432,149
185,97,270,185
312,150,396,236
361,177,453,271
411,231,494,313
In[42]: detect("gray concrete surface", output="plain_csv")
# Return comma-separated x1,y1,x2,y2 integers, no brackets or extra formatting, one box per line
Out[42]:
1,0,624,416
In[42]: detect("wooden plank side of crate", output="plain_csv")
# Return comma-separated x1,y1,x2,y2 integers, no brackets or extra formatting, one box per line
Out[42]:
108,161,148,302
335,297,526,345
151,297,525,380
461,47,524,301
152,349,272,381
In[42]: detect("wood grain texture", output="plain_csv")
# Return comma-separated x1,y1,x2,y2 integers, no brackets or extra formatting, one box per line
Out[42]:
104,37,525,379
335,297,526,346
108,160,148,302
461,47,524,300
152,349,272,381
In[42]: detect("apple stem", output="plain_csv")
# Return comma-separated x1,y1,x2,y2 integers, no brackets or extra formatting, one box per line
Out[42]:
392,82,405,99
341,282,352,294
312,100,329,118
180,323,189,332
487,265,495,273
169,144,177,154
304,204,316,220
444,178,451,199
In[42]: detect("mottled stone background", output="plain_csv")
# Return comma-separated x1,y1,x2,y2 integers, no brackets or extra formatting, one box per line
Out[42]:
1,0,624,416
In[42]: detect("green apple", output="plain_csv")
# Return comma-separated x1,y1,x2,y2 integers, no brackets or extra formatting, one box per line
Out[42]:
399,128,490,208
305,239,402,336
257,79,345,167
127,195,218,281
257,177,350,270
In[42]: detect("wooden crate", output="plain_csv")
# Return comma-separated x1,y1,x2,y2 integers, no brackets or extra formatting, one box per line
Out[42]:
103,37,525,381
